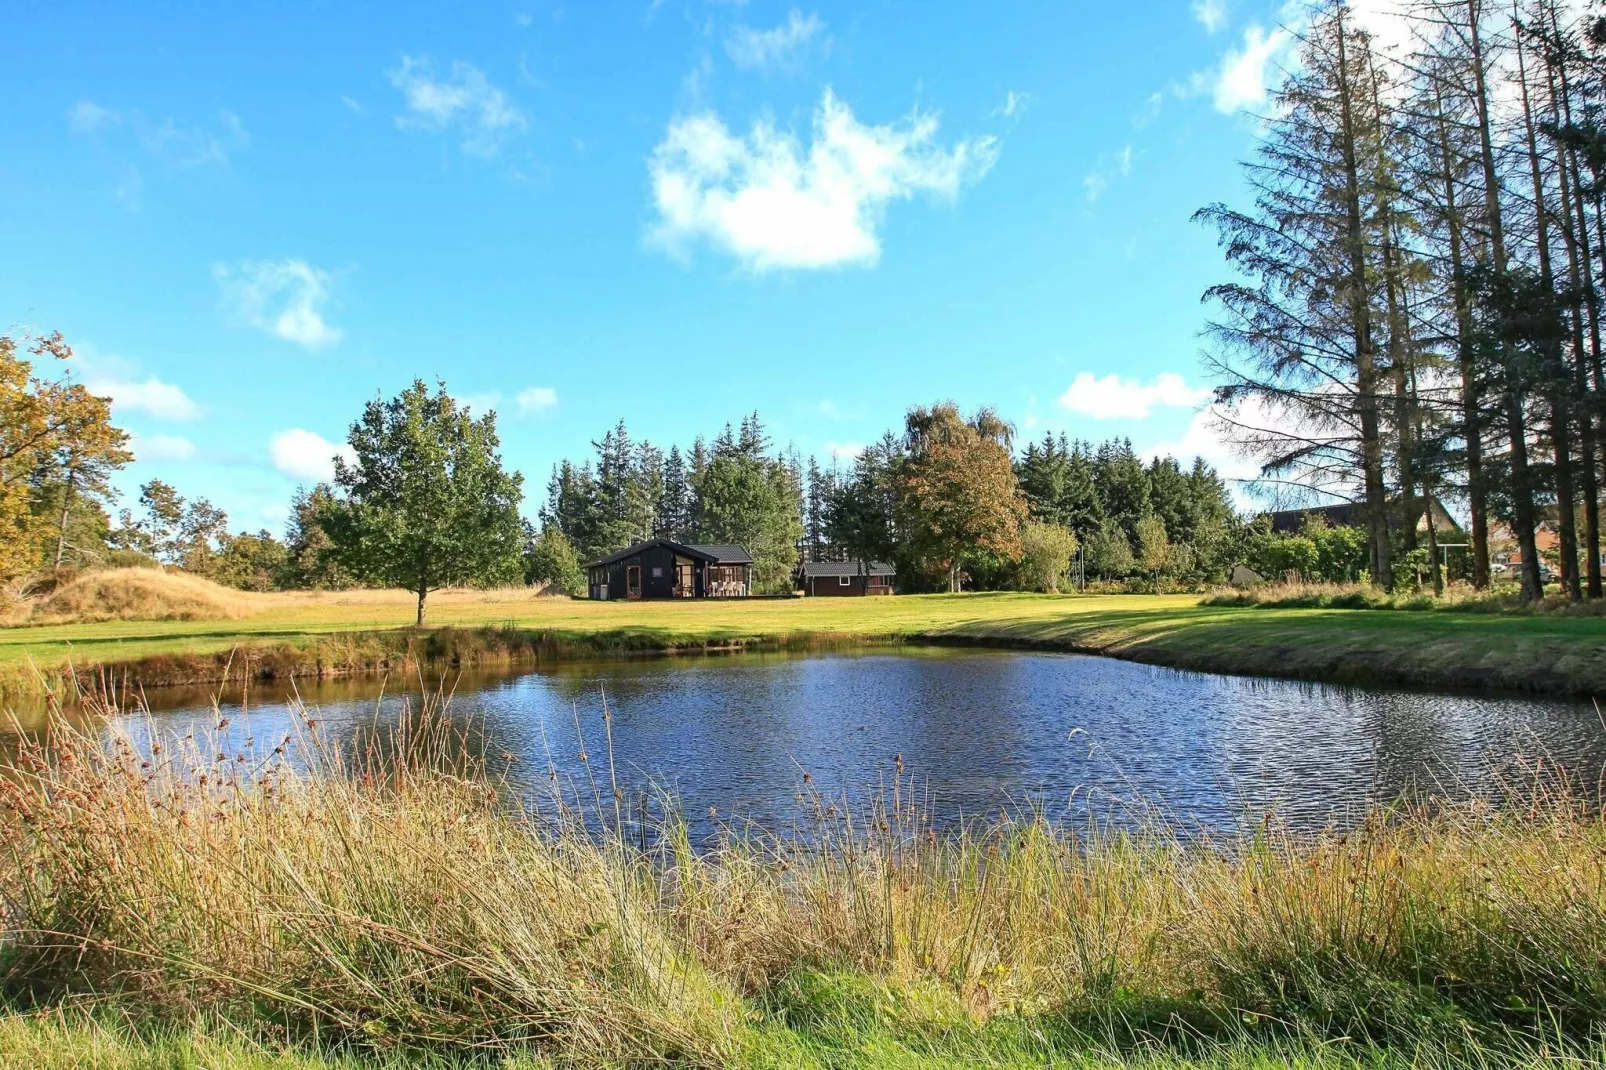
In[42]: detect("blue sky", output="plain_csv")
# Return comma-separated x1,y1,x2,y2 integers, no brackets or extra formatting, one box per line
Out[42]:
0,0,1304,530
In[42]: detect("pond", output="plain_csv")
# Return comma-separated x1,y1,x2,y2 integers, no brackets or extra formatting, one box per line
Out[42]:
9,648,1604,837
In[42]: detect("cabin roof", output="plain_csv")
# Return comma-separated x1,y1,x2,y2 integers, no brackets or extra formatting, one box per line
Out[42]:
799,560,896,578
689,543,753,564
582,538,719,569
581,538,753,569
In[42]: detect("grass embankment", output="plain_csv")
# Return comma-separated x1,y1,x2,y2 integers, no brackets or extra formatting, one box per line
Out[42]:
3,699,1606,1068
5,581,1606,700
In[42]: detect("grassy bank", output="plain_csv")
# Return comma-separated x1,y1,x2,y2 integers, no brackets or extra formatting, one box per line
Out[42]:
4,697,1606,1068
4,589,1606,699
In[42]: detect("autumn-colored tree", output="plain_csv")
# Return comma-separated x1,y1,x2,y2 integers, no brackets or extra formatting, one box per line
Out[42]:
0,331,131,594
896,402,1027,592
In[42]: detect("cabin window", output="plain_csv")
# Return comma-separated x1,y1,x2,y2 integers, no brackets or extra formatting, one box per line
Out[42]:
839,575,851,586
651,566,663,578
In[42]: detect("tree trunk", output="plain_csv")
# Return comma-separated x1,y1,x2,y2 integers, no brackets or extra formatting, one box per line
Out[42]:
1335,17,1391,589
1562,156,1604,602
948,560,961,593
53,467,76,575
1550,12,1605,597
1423,484,1444,595
416,576,428,627
1471,0,1543,601
1517,30,1580,599
1434,87,1491,588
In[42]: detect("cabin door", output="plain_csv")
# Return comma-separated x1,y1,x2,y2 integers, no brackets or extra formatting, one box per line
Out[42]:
625,565,642,599
675,560,695,597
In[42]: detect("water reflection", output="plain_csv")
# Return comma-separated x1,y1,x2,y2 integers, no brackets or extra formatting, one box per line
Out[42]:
5,648,1601,838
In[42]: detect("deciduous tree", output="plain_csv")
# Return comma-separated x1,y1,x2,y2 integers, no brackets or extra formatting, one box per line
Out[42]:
325,380,524,625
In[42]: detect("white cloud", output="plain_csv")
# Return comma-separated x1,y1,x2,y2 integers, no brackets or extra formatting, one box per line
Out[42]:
270,429,356,483
1141,402,1271,508
1135,91,1164,128
341,95,365,114
1082,145,1133,203
388,55,526,158
1057,371,1211,420
68,103,248,176
89,377,203,421
725,10,827,71
823,441,865,460
992,90,1032,120
130,433,196,462
68,100,119,134
648,88,999,271
1213,24,1292,113
516,386,558,413
1192,0,1229,34
214,259,343,350
459,392,502,415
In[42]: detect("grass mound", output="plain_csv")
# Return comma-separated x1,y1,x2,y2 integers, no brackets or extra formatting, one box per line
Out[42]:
28,567,266,624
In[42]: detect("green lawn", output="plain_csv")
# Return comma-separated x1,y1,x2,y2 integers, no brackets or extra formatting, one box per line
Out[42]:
3,590,1605,696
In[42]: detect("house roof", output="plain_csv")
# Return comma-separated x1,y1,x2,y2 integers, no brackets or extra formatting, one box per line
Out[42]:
581,538,754,569
799,560,896,578
581,538,719,569
688,543,753,564
1266,498,1464,537
1266,503,1360,534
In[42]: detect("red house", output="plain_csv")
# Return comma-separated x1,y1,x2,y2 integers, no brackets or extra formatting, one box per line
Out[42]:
797,560,896,596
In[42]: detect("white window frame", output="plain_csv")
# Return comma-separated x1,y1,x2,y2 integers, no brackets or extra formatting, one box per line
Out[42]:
839,575,851,586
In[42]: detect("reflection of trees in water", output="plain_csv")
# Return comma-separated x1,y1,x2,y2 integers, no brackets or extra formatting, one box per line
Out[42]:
6,652,1603,842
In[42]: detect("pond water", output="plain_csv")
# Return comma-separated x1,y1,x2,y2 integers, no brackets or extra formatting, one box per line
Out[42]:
9,648,1605,837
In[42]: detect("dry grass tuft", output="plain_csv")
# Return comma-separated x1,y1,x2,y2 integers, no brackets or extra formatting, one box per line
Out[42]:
26,567,270,625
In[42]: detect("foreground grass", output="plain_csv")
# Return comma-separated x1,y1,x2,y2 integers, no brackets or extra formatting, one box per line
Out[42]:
4,695,1606,1067
6,1008,1606,1070
4,589,1606,698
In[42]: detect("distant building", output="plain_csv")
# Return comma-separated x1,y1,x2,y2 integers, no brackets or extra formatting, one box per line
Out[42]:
797,560,896,596
1265,498,1462,537
582,538,752,600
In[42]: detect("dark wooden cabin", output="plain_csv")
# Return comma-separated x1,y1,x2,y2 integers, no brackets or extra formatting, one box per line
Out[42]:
797,560,896,596
583,539,753,600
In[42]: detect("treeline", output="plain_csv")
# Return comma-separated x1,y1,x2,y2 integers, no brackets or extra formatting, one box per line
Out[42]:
540,405,1240,593
0,359,526,624
1200,0,1606,600
540,415,804,593
3,327,1239,609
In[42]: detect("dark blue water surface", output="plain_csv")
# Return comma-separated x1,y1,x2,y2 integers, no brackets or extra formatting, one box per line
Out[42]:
22,648,1606,836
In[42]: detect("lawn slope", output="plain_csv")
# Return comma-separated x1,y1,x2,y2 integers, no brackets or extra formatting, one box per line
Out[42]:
2,590,1604,699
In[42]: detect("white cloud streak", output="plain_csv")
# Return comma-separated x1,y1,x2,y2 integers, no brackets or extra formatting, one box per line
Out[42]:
725,10,827,71
270,429,356,483
649,88,999,271
1192,0,1229,34
516,386,558,413
388,55,526,158
130,433,197,462
1212,24,1293,113
1082,145,1133,203
89,377,203,421
214,259,344,350
1058,371,1211,420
